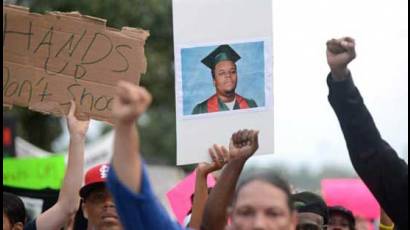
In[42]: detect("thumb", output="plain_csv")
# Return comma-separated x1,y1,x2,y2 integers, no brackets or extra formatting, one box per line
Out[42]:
253,130,259,150
68,100,76,117
229,138,234,150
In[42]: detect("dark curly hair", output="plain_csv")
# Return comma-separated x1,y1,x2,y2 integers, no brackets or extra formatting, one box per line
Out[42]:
3,192,26,226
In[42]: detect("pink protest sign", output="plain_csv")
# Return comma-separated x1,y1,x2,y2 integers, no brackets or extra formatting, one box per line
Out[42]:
321,178,380,220
166,171,216,226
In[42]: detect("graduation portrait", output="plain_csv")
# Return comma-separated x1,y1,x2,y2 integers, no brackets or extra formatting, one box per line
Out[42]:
177,40,270,118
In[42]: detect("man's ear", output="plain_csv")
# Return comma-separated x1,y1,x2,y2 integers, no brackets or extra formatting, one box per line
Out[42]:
82,200,89,219
11,222,24,230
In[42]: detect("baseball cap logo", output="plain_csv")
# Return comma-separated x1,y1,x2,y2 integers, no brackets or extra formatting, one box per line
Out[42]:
99,165,109,178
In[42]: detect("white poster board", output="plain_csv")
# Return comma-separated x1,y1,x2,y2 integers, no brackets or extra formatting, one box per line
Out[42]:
173,0,274,165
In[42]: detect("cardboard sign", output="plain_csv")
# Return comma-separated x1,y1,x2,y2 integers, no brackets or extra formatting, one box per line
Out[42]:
3,5,149,123
321,179,380,220
3,154,66,190
166,171,216,225
173,0,274,165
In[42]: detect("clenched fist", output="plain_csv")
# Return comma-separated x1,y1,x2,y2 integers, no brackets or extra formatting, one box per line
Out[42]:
229,129,259,162
112,81,152,125
326,37,356,81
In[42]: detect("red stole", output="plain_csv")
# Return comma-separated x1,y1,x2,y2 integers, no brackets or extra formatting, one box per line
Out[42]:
207,94,250,113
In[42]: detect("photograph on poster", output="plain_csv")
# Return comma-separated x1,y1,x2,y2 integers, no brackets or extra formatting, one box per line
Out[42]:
178,40,270,118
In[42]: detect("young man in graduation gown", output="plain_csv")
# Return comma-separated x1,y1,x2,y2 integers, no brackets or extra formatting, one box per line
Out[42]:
192,44,257,114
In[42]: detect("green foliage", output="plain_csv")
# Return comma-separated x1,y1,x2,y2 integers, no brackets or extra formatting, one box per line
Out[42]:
8,0,177,164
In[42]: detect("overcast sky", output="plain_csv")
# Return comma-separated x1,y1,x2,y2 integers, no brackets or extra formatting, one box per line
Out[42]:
249,0,408,172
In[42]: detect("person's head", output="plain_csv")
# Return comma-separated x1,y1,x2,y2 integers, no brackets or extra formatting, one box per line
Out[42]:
3,192,26,230
202,45,241,98
229,171,297,230
79,164,122,230
327,206,355,230
291,192,329,230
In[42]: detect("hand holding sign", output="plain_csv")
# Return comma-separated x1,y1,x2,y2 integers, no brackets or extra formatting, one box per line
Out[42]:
66,100,90,138
199,144,229,175
188,147,228,229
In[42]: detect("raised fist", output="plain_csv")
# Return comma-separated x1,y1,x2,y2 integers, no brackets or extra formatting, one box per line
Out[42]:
326,37,356,80
229,129,259,161
112,81,152,124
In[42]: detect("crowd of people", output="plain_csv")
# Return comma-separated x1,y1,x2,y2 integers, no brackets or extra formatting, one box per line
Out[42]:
3,37,408,230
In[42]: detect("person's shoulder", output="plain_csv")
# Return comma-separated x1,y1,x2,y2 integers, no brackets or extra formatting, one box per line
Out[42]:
192,98,211,114
238,95,257,108
197,98,210,107
247,98,257,107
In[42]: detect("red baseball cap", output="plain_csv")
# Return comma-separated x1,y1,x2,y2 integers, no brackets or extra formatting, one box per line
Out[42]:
79,164,110,198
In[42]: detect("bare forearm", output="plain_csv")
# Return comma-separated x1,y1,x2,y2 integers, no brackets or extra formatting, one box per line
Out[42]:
112,122,142,193
36,135,85,229
189,172,209,229
202,160,245,230
59,135,85,208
